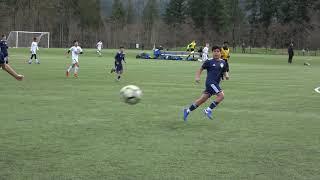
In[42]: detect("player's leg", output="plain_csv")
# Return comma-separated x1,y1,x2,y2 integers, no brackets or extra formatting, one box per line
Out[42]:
116,66,123,81
111,62,116,73
1,63,24,81
74,62,79,78
28,54,35,64
288,55,293,64
203,84,224,119
35,54,40,64
66,60,76,77
183,92,211,121
97,48,102,56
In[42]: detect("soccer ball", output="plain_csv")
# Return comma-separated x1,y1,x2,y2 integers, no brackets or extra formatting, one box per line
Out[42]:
120,85,142,105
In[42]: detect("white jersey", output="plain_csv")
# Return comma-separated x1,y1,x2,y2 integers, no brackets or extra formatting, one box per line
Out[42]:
202,46,209,61
69,46,83,63
30,42,39,54
96,41,103,50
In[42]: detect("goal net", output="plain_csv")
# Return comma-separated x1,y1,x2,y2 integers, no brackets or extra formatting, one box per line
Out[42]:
7,31,50,48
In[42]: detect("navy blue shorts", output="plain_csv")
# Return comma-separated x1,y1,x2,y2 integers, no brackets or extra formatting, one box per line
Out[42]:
0,53,5,64
115,64,123,73
204,83,222,96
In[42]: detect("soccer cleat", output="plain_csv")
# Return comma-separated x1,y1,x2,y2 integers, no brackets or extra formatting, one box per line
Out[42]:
183,108,189,122
203,109,213,120
110,68,115,73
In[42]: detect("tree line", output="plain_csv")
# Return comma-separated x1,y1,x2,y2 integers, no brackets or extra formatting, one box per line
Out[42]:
0,0,319,49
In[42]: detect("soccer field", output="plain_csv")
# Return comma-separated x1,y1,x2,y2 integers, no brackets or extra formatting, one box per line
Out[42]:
1,48,320,179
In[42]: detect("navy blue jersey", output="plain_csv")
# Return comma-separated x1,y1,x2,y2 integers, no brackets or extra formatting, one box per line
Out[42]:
0,40,8,57
115,51,125,65
202,59,227,85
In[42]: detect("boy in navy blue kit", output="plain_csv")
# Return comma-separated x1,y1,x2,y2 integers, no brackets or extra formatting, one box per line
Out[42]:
183,45,229,121
111,46,126,81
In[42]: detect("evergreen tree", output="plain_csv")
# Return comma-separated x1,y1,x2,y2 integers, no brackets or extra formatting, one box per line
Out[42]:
110,0,126,27
164,0,186,26
126,0,135,24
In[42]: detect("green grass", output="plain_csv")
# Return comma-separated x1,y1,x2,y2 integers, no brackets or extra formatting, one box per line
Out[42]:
0,48,320,179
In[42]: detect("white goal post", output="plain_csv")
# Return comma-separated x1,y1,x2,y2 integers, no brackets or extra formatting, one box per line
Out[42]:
7,31,50,48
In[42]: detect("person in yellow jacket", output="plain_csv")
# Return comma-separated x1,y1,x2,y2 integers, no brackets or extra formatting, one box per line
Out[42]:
186,40,196,60
187,40,196,52
221,41,230,72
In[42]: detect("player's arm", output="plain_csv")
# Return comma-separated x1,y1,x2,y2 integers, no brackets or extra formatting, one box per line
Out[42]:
122,54,126,63
195,67,204,83
224,71,230,80
79,47,83,54
65,48,71,55
223,63,230,80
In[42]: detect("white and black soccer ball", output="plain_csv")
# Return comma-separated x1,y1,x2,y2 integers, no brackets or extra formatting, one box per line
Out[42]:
120,85,142,105
304,62,311,66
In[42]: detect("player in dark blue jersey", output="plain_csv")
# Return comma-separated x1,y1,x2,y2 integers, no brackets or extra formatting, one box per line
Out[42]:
0,35,9,64
183,45,229,121
110,46,126,81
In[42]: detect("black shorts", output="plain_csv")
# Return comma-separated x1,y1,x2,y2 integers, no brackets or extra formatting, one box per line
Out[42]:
204,83,222,96
116,64,123,72
0,53,5,64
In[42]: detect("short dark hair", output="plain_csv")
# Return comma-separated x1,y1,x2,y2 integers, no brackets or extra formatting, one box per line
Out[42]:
33,37,37,41
73,40,78,43
212,45,221,51
223,41,228,44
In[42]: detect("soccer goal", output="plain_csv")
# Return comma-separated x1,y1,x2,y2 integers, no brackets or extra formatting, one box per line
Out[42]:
7,31,50,48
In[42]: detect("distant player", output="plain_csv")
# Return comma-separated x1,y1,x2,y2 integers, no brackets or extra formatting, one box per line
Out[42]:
186,40,196,60
66,40,83,78
221,41,230,78
288,43,294,64
0,51,24,81
0,34,9,64
96,40,103,56
202,43,209,62
183,45,229,121
28,37,40,64
110,46,126,81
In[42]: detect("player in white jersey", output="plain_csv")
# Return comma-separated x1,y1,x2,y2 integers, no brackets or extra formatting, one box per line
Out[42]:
66,40,83,78
28,37,40,64
202,43,209,62
96,40,103,56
